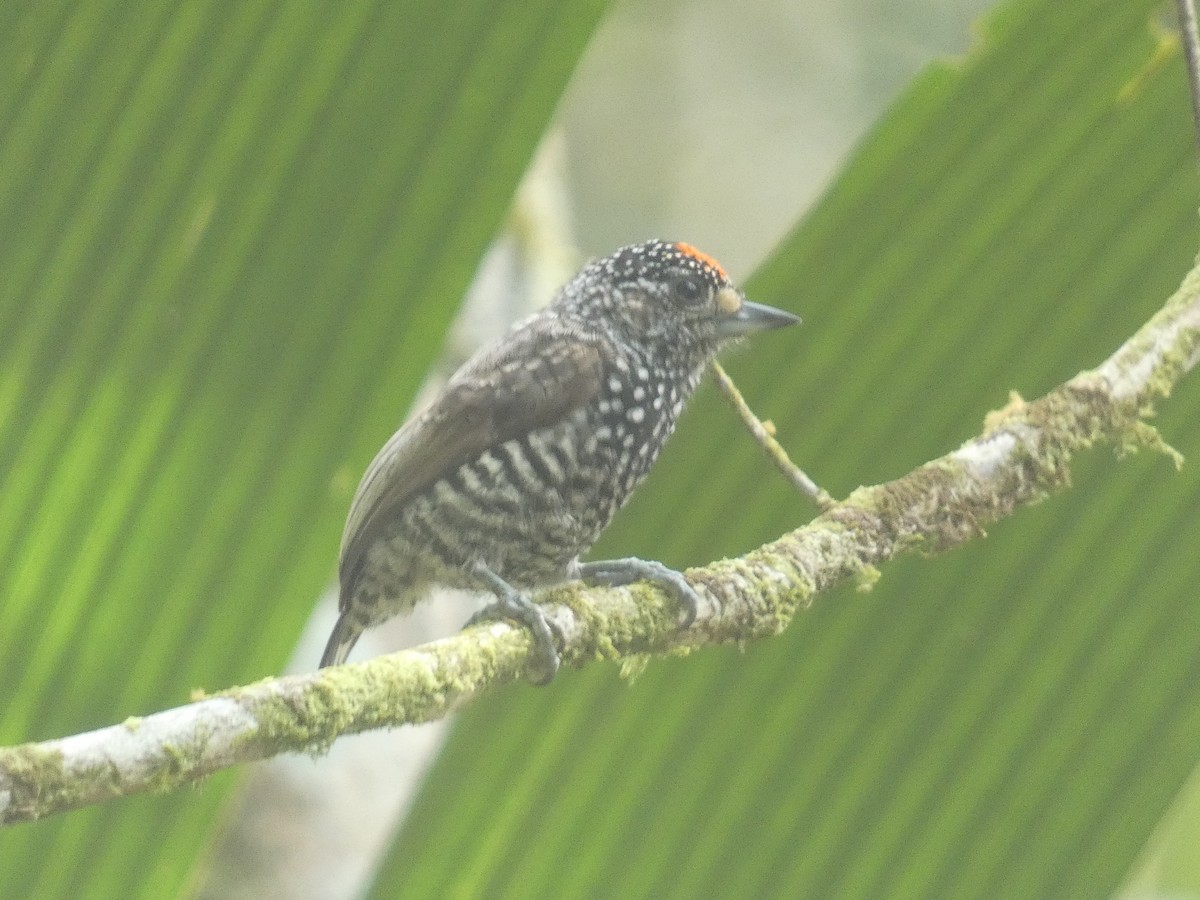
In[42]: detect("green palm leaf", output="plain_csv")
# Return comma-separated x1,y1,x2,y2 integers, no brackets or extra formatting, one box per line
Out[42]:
0,1,608,896
369,0,1200,897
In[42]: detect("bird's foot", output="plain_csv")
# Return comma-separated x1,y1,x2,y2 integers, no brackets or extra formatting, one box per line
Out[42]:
467,562,561,684
575,557,700,628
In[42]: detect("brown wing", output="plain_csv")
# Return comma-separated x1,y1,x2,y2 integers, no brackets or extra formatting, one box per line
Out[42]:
337,324,606,605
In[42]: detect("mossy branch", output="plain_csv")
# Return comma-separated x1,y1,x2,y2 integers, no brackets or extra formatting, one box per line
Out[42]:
2,261,1199,828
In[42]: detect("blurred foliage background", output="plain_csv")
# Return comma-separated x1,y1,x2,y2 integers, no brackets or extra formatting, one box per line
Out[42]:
3,0,1200,897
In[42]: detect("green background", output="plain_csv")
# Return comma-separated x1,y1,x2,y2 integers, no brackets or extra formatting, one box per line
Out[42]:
2,0,1199,896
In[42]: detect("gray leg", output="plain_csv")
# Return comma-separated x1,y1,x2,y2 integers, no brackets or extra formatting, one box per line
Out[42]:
575,557,700,628
468,561,561,684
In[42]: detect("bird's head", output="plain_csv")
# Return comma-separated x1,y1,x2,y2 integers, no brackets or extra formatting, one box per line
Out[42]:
561,240,799,358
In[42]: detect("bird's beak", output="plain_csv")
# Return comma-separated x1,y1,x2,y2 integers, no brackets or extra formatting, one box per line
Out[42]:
714,288,801,338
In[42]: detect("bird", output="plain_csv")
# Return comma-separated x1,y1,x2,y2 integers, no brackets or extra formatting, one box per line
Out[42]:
321,240,799,680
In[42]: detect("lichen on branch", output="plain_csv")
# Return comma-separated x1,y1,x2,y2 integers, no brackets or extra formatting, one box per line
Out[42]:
1,257,1198,828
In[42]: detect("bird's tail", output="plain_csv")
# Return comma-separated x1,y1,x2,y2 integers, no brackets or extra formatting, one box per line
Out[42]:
319,614,362,668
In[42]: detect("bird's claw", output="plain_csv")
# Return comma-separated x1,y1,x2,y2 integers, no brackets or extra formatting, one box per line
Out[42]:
468,562,562,684
575,557,700,628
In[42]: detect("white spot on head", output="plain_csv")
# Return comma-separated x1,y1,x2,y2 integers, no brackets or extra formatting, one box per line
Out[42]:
632,386,646,401
637,366,650,381
628,407,645,423
608,377,622,392
715,286,742,314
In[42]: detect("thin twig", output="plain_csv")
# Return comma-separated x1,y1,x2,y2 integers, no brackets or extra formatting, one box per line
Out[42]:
1180,0,1200,152
710,360,836,509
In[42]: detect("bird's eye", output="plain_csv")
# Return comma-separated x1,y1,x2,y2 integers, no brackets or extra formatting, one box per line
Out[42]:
672,275,705,305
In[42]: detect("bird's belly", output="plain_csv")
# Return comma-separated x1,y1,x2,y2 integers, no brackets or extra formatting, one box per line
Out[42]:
357,399,675,604
394,438,597,588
